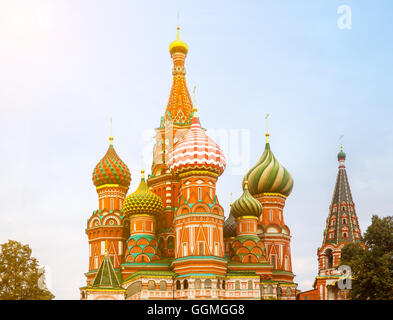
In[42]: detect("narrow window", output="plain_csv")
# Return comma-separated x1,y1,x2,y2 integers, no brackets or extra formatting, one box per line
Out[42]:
271,255,276,269
110,198,114,211
118,241,123,255
198,187,202,201
199,243,204,255
270,210,273,221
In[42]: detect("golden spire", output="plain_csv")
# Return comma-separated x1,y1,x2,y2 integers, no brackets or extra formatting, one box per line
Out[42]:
141,169,145,179
192,85,198,117
244,179,249,190
265,113,270,143
109,117,114,146
230,192,233,207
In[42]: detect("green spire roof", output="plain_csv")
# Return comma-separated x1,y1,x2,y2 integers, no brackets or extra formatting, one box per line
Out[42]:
92,255,121,288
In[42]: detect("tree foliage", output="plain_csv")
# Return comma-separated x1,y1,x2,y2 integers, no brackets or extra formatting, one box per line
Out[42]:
0,240,54,300
341,215,393,300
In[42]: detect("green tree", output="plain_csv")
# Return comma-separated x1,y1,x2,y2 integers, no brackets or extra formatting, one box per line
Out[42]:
0,240,55,300
341,215,393,300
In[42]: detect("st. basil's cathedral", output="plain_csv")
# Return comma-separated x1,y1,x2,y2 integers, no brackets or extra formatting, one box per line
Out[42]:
79,27,364,300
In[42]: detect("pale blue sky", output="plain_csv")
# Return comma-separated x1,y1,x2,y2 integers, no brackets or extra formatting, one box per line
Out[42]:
0,0,392,299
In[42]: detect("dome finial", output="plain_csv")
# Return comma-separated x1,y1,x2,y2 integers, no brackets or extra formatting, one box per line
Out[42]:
265,113,270,143
337,135,346,161
141,169,145,179
192,85,198,117
109,117,114,146
230,192,233,207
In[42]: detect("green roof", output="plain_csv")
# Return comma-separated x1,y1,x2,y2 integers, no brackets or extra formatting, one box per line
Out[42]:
92,255,122,288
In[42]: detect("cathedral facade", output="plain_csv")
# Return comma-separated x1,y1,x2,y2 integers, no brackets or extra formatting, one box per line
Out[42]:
80,28,297,300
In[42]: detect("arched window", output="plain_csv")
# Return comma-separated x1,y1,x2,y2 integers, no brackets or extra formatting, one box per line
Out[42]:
222,280,226,290
325,249,333,268
176,280,181,290
184,280,189,289
285,256,290,271
167,236,174,249
217,280,221,289
235,281,240,290
248,280,253,290
195,279,201,289
286,287,292,297
148,280,156,290
159,281,167,291
342,218,347,224
198,187,202,201
205,279,212,289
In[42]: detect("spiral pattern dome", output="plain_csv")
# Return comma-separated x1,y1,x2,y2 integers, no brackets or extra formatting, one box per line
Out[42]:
243,141,293,197
168,115,226,176
123,171,164,216
223,213,237,238
92,139,131,188
230,182,263,219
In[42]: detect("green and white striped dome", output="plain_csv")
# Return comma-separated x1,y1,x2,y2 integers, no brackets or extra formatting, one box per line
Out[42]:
243,142,293,197
230,181,263,218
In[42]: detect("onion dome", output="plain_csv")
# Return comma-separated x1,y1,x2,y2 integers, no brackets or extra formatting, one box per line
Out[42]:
223,213,237,238
243,134,293,197
169,26,188,55
338,146,346,160
168,110,226,176
92,137,131,188
230,181,263,219
123,170,164,216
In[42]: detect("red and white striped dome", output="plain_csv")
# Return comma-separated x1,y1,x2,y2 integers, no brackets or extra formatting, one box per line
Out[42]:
169,116,226,176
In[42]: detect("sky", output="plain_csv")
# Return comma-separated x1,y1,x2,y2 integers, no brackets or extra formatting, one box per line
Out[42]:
0,0,392,299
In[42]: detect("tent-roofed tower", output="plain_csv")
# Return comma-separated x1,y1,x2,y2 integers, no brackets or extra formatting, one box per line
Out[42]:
318,147,364,274
148,26,195,259
298,147,366,300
